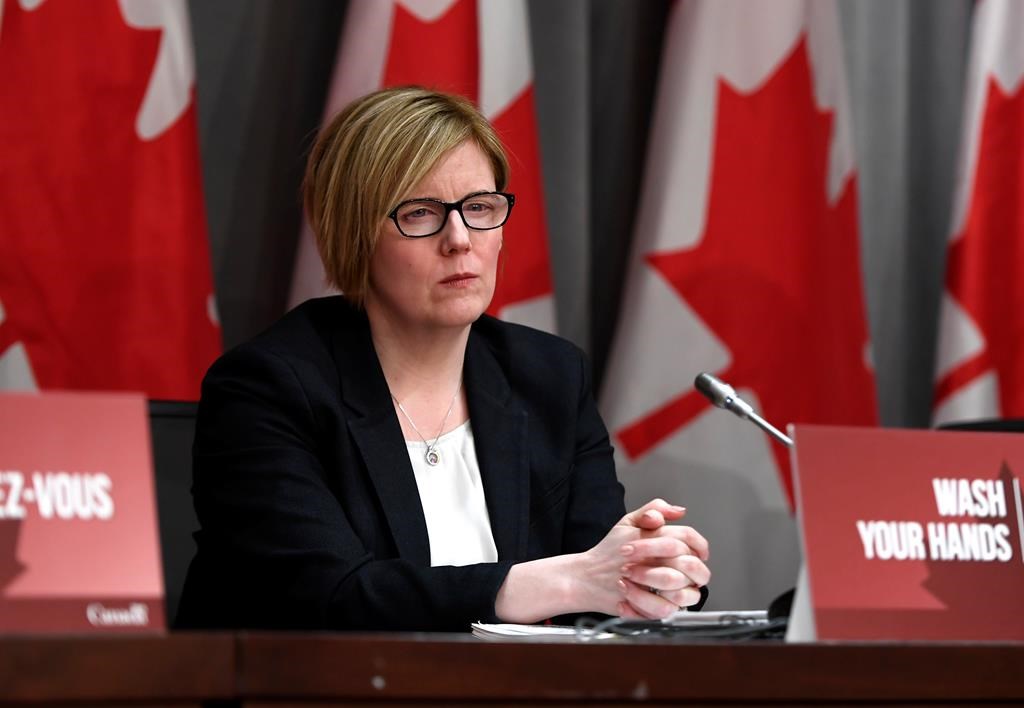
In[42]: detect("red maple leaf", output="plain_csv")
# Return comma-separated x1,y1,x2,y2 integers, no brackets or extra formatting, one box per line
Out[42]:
488,88,554,311
0,1,220,399
935,78,1024,415
382,0,552,314
383,0,479,100
616,37,877,506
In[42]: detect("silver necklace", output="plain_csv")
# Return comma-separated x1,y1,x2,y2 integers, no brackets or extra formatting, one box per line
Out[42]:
391,379,462,466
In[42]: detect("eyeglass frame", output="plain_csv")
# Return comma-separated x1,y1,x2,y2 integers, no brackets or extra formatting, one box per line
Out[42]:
386,191,516,238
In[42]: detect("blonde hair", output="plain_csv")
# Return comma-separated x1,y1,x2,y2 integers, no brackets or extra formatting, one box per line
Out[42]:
302,86,510,306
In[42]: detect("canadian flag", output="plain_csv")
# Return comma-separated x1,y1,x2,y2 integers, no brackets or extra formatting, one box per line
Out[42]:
933,0,1024,425
601,0,877,609
0,0,220,399
289,0,555,332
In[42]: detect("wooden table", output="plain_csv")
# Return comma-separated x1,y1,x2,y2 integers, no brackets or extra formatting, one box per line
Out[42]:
1,632,1022,705
0,633,234,705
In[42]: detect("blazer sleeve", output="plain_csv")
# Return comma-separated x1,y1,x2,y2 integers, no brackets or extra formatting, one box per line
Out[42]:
184,342,514,632
560,348,626,553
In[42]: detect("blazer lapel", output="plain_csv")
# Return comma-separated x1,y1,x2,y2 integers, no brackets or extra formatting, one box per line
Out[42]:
330,308,430,566
464,327,530,560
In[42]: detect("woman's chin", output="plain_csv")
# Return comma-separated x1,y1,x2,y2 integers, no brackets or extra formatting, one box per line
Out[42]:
439,306,489,329
429,294,492,329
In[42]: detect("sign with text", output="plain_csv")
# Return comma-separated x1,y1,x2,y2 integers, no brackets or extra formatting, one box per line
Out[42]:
791,424,1024,641
0,392,164,632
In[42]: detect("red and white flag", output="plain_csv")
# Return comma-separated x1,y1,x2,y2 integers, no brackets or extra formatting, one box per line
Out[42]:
933,0,1024,425
288,0,556,332
601,0,877,608
0,0,220,399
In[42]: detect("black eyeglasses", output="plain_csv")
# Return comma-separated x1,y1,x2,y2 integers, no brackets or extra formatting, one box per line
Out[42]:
387,191,515,238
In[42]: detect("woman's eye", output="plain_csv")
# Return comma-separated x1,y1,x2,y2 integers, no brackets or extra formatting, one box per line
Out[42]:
400,204,441,221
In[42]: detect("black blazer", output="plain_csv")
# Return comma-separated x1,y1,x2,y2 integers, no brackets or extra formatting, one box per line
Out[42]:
176,297,625,631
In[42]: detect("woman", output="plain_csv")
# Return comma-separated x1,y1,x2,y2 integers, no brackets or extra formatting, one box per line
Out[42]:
177,86,709,631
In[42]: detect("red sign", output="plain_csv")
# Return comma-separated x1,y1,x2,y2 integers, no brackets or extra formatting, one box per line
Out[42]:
0,391,164,632
791,424,1024,641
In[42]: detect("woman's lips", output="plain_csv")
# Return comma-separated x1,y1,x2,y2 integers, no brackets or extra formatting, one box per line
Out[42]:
440,273,478,287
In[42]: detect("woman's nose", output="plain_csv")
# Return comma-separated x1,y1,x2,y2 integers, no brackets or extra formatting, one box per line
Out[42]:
441,209,472,253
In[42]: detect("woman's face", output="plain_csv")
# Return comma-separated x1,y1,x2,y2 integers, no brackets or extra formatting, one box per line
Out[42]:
365,140,502,334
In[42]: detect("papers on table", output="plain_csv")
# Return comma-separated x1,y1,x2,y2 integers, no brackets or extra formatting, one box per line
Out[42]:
471,623,612,641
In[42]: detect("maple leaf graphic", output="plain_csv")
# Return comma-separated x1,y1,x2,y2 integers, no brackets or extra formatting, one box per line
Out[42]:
382,0,552,315
0,519,26,595
616,37,877,506
935,78,1024,415
0,1,219,399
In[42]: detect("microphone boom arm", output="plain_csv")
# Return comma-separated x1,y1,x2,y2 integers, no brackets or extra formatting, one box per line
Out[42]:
743,408,793,448
694,372,793,448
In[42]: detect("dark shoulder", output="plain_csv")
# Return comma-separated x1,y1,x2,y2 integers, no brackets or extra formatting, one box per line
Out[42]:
250,296,359,355
205,296,358,381
470,314,587,381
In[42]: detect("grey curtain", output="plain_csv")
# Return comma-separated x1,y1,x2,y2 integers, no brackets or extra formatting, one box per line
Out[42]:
839,0,971,426
189,0,346,347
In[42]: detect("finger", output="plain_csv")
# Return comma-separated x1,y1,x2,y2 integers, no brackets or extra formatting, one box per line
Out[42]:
625,558,711,591
635,509,666,531
657,586,705,610
613,581,660,620
678,526,710,561
620,536,694,561
620,499,686,528
615,600,648,620
640,525,709,560
622,530,709,562
621,564,694,592
625,555,712,589
620,578,681,620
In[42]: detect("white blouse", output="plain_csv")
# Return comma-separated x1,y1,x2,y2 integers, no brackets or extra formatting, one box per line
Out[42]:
404,420,499,567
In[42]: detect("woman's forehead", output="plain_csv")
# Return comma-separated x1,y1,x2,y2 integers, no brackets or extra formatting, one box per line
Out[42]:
402,141,496,199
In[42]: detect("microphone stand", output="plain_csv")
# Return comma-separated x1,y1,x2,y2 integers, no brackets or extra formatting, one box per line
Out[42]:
694,372,793,447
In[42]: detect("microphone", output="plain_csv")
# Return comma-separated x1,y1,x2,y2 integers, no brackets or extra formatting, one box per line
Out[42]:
694,373,793,448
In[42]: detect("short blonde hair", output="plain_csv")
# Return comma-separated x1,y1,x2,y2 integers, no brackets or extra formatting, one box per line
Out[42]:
302,86,510,306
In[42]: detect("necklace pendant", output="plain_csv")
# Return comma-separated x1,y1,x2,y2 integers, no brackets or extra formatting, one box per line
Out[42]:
425,448,440,466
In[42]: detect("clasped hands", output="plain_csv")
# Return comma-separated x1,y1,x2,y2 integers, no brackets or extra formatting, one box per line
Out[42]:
582,498,710,620
493,498,710,623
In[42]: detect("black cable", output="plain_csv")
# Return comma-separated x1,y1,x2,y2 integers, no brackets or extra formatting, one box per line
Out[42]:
575,615,788,642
